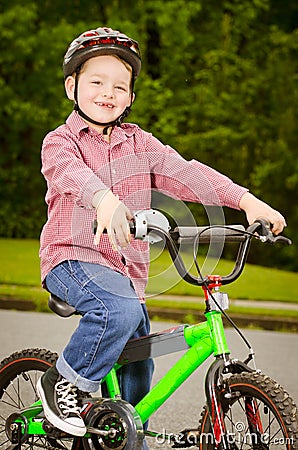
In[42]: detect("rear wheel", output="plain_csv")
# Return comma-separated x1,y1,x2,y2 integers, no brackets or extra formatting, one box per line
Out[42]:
0,348,81,449
198,372,298,449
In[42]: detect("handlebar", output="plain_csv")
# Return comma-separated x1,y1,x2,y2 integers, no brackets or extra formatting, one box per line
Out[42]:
93,209,291,287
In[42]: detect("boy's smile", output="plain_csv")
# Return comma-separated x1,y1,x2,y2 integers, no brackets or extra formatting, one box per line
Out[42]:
65,55,134,133
96,102,115,109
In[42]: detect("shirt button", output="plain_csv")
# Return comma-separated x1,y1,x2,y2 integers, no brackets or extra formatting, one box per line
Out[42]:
112,168,116,174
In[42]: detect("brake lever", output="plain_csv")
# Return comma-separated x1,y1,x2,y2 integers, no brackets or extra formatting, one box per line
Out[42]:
270,235,292,245
254,219,292,245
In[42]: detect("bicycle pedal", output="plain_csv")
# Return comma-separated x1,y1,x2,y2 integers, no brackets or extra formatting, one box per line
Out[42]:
171,428,201,448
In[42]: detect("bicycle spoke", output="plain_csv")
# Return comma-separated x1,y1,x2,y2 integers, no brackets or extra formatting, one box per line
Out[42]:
24,371,39,401
199,372,296,449
0,433,10,448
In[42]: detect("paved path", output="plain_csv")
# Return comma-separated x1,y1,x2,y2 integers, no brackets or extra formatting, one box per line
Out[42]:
1,310,297,449
149,294,298,310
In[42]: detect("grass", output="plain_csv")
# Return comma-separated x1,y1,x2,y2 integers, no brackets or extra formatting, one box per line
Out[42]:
0,238,297,318
147,245,298,303
0,239,41,286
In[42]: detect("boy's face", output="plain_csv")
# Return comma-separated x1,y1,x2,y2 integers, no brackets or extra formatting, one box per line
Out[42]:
65,55,134,133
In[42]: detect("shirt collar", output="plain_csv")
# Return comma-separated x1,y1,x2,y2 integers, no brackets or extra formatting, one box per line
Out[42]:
66,111,137,142
66,111,90,135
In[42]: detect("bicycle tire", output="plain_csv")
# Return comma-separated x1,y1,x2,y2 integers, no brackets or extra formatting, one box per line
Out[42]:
197,371,298,450
0,348,81,449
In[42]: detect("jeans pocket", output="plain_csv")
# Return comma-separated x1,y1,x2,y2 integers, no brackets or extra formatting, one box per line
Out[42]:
45,269,69,303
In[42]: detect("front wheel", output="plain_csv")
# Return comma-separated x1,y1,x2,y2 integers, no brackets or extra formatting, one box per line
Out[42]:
198,372,298,450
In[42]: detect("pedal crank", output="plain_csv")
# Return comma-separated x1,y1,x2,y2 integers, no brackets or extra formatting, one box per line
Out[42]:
87,425,118,437
171,428,201,448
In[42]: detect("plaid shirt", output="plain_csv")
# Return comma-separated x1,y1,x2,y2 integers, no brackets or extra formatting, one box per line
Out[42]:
40,111,247,300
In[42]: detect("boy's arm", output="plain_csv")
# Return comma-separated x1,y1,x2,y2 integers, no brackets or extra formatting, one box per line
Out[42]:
42,136,108,209
42,134,133,250
143,133,286,234
239,192,286,235
143,133,247,208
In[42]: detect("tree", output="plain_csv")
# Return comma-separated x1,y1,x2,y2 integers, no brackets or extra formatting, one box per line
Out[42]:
0,0,296,269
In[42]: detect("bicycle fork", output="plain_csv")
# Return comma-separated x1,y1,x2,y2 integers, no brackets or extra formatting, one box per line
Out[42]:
204,311,254,450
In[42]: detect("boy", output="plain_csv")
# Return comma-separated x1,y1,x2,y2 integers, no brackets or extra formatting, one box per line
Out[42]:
37,27,286,442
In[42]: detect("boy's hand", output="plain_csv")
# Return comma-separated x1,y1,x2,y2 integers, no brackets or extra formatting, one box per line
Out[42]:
93,190,133,250
239,192,286,235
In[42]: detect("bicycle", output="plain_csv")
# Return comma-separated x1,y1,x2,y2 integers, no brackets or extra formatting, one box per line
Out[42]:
0,209,297,450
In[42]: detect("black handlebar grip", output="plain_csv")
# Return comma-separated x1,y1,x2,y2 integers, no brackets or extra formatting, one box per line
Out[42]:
92,219,135,235
254,219,292,245
254,218,271,235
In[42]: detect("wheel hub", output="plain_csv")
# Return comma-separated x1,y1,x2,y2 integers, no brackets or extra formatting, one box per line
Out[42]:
91,411,127,449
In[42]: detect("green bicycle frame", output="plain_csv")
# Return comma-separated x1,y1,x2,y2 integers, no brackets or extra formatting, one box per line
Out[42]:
135,310,229,424
18,310,229,436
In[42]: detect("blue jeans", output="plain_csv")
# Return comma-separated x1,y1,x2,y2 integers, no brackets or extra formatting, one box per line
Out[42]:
45,261,154,402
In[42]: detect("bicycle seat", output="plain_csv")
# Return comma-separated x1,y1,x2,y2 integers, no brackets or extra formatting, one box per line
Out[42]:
48,294,77,317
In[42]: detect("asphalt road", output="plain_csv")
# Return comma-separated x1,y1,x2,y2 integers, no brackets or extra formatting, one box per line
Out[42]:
1,310,297,449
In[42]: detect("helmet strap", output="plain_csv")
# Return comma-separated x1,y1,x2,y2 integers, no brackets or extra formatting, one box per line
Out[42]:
73,68,133,134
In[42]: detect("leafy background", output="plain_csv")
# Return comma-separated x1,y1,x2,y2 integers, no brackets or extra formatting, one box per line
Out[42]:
0,0,297,270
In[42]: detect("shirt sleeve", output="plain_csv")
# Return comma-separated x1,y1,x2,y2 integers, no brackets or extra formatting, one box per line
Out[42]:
143,132,248,210
41,132,108,209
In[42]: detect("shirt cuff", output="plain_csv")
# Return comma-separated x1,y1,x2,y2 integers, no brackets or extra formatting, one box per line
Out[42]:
223,184,249,210
92,189,110,209
80,175,108,209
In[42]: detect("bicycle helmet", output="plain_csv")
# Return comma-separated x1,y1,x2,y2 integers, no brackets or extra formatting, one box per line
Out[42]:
63,27,141,132
63,27,141,79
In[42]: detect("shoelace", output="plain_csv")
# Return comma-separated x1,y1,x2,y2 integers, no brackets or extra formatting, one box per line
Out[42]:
55,378,81,416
